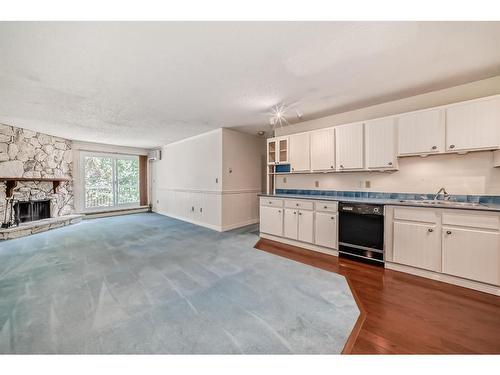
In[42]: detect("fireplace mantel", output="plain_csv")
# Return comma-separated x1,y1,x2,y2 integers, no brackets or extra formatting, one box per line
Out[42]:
1,177,72,198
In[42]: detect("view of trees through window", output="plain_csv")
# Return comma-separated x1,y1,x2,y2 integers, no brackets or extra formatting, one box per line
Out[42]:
84,154,139,209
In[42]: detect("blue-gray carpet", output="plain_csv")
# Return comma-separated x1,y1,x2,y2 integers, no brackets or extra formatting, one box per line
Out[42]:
0,213,359,354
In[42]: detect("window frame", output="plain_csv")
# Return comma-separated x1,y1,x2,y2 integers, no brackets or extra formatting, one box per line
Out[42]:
80,151,140,212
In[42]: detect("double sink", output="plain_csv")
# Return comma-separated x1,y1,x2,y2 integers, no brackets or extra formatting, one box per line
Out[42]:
398,199,484,208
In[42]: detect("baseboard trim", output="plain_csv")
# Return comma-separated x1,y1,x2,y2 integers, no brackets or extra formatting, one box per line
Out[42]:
84,207,150,219
153,210,222,232
221,218,259,231
385,262,500,296
260,233,339,257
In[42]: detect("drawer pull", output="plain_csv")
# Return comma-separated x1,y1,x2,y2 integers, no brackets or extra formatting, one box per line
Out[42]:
449,145,455,149
446,230,452,235
296,203,299,207
388,162,393,166
428,228,433,232
431,145,437,150
324,206,328,209
298,212,302,216
331,217,334,220
293,211,296,215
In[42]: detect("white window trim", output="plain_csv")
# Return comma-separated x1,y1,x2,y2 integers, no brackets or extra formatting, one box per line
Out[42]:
79,151,140,213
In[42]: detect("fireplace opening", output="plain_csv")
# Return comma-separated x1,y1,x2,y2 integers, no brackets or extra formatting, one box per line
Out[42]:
14,200,51,224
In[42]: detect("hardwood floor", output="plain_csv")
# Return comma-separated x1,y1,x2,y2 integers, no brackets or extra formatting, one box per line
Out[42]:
255,238,500,354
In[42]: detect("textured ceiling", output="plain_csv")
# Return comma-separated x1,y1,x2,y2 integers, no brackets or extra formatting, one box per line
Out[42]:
1,21,500,148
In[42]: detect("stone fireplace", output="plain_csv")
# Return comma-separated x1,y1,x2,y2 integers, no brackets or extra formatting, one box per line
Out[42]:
0,123,80,239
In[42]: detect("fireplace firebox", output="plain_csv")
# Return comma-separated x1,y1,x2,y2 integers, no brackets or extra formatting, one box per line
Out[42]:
14,200,51,223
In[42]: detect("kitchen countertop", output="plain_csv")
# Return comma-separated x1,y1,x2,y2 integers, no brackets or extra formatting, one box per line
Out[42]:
258,193,500,212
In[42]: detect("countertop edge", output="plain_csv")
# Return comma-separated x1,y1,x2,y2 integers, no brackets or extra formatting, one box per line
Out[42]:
258,194,500,212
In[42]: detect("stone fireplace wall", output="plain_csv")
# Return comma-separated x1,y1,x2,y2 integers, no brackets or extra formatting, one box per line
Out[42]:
0,123,74,222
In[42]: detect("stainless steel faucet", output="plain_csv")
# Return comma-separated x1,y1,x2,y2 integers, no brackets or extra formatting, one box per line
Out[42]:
434,187,450,201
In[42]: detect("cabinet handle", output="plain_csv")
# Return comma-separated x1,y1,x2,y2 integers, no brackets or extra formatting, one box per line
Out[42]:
278,210,281,213
330,165,334,169
428,228,433,232
331,217,334,220
446,230,452,235
298,212,302,216
388,162,393,166
449,145,455,149
296,203,299,206
292,167,295,171
324,206,328,209
293,211,296,214
269,201,272,204
431,145,437,150
340,165,344,169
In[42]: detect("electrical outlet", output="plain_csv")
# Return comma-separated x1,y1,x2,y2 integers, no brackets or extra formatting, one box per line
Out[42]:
365,180,371,188
283,177,287,183
315,181,320,188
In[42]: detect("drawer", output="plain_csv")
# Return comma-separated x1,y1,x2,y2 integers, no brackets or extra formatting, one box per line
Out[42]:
442,212,499,230
315,201,338,212
260,197,284,207
284,199,314,210
394,207,438,223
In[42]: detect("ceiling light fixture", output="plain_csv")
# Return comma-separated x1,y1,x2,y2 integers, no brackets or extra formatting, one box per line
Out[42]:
269,103,289,128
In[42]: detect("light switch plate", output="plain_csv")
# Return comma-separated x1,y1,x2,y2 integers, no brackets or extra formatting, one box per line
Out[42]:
315,181,320,188
365,180,371,188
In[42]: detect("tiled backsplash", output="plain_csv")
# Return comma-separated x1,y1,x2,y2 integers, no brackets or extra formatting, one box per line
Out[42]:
275,189,500,205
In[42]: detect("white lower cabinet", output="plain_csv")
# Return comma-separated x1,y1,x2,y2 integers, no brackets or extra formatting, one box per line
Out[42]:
260,197,337,251
283,208,313,242
442,227,500,286
393,221,440,272
260,205,283,237
387,206,500,292
284,209,298,239
298,210,314,243
314,212,338,249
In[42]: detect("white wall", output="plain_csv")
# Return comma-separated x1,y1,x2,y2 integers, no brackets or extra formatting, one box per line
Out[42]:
152,128,265,231
274,76,500,196
72,141,149,213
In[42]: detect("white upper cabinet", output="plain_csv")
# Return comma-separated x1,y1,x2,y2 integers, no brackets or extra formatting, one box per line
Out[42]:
267,137,289,165
397,109,445,155
335,123,364,170
445,97,500,152
289,133,310,172
365,117,398,169
310,128,335,171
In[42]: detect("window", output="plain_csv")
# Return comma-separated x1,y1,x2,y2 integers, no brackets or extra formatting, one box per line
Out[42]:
82,152,140,210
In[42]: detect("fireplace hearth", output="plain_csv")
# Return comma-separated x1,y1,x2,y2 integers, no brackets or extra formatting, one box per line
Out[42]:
14,199,51,224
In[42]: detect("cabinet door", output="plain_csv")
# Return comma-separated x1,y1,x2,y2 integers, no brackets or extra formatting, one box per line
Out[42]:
289,133,310,172
365,118,397,169
298,210,314,243
446,97,500,152
260,206,283,237
442,227,500,285
284,209,298,239
277,137,289,164
315,212,337,249
310,129,335,171
398,109,445,155
335,123,364,170
393,221,441,271
267,138,277,165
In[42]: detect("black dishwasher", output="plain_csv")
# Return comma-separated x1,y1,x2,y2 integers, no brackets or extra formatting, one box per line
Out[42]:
338,202,384,264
